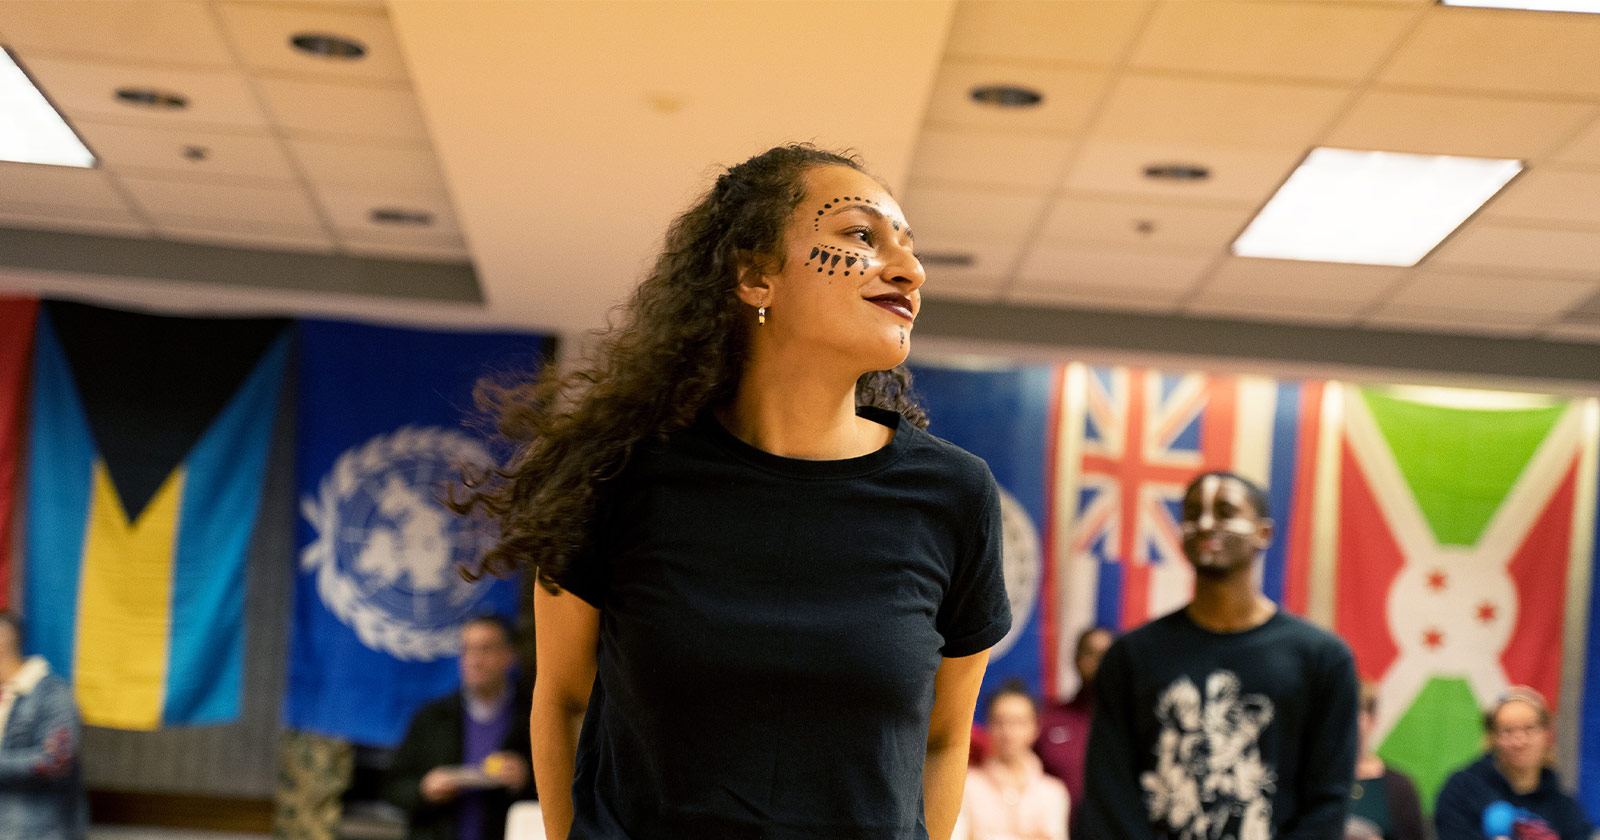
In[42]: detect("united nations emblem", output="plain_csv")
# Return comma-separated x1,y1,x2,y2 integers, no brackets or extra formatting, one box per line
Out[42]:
994,485,1041,660
300,426,501,661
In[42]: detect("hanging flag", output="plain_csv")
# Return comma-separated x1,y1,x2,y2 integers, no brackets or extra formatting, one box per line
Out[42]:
1334,386,1595,812
25,301,289,730
285,319,551,747
909,361,1060,703
0,298,38,610
1053,363,1325,697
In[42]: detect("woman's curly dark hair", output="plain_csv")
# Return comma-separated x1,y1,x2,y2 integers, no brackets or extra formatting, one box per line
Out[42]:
455,144,927,591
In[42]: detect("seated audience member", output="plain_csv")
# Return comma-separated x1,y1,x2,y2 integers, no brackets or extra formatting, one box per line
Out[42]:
1348,683,1424,840
956,682,1069,840
0,613,86,840
1435,686,1591,840
1035,626,1112,838
385,615,533,840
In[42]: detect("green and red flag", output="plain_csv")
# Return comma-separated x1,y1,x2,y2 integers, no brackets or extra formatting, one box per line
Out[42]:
1332,385,1594,811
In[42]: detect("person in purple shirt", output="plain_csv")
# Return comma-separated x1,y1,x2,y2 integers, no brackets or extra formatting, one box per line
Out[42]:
1034,625,1113,838
385,615,533,840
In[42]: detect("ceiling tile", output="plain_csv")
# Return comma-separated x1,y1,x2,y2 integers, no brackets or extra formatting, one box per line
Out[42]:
0,203,151,238
1383,271,1598,316
1324,90,1596,160
1481,167,1600,227
1131,1,1416,82
120,176,321,226
900,186,1049,243
286,139,448,192
1541,321,1600,344
0,162,129,211
1093,75,1350,148
215,2,410,83
155,217,336,254
1040,197,1255,252
1551,117,1600,167
1200,258,1406,304
312,188,460,237
1006,285,1184,314
908,129,1076,189
924,62,1106,136
18,57,269,129
1363,306,1546,337
1017,246,1213,292
257,78,429,142
339,230,468,262
0,1,232,68
1429,224,1600,276
944,0,1152,68
1063,140,1302,204
917,237,1027,294
921,283,1004,305
1185,294,1363,327
75,121,296,182
1381,7,1600,98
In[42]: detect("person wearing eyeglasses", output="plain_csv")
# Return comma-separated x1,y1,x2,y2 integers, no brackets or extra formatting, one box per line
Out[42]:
1434,687,1590,840
1347,683,1424,840
1080,471,1359,840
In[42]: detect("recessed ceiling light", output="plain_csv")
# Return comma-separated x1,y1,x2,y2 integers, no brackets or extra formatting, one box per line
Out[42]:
1232,147,1522,267
370,208,434,226
969,85,1042,108
115,87,188,109
1440,0,1600,13
290,33,368,60
0,48,95,168
1144,163,1210,181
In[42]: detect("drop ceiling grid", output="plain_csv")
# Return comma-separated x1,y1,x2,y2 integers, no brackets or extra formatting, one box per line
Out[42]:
0,0,463,259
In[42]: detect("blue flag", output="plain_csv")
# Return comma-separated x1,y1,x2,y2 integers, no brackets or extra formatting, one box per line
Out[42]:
909,361,1058,713
285,319,551,746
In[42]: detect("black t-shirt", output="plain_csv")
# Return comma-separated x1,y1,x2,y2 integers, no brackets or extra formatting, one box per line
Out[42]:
1082,609,1359,840
556,406,1011,840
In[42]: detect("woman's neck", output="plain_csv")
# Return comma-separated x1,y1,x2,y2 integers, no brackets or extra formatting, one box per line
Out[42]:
1497,757,1542,795
722,353,885,459
1356,754,1385,780
991,751,1034,785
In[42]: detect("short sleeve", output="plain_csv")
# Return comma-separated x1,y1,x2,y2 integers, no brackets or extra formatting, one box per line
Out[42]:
937,476,1011,657
548,487,617,609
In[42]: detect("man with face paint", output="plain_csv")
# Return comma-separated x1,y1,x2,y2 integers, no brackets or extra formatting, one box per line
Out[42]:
1080,471,1359,840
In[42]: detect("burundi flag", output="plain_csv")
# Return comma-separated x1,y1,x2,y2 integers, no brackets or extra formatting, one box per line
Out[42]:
910,361,1058,704
1053,363,1326,696
0,298,38,609
1334,385,1596,811
25,301,289,730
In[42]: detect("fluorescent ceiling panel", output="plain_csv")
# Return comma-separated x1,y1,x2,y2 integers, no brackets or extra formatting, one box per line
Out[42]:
1232,147,1521,267
0,49,95,168
1441,0,1600,12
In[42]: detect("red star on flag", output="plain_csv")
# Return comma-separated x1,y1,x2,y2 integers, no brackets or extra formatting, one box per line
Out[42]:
1426,569,1447,592
1477,602,1497,624
1423,627,1445,650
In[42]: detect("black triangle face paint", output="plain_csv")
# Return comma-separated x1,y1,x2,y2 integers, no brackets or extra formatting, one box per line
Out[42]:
845,256,856,268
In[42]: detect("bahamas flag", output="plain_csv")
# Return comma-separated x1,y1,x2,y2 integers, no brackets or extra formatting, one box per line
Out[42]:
286,319,550,746
0,298,38,610
1334,385,1597,812
910,361,1058,706
25,301,289,730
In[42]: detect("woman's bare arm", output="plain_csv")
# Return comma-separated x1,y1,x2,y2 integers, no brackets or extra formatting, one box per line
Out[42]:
532,586,600,840
923,650,991,840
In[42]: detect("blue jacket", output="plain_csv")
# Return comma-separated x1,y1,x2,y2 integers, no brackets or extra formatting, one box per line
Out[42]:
0,657,87,840
1435,754,1590,840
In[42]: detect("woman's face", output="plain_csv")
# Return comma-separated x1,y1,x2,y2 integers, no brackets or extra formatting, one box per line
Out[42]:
752,165,925,373
988,693,1039,762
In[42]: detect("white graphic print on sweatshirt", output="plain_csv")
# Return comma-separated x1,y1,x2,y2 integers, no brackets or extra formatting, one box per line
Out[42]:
1141,671,1276,840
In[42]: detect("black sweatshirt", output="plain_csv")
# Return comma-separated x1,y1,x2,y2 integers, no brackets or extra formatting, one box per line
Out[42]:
1082,608,1359,840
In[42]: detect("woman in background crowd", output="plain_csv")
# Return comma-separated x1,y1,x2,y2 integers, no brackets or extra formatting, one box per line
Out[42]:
458,144,1011,840
1346,683,1425,840
955,682,1068,840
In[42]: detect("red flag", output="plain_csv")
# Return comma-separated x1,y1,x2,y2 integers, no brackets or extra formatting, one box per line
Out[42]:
0,298,38,609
